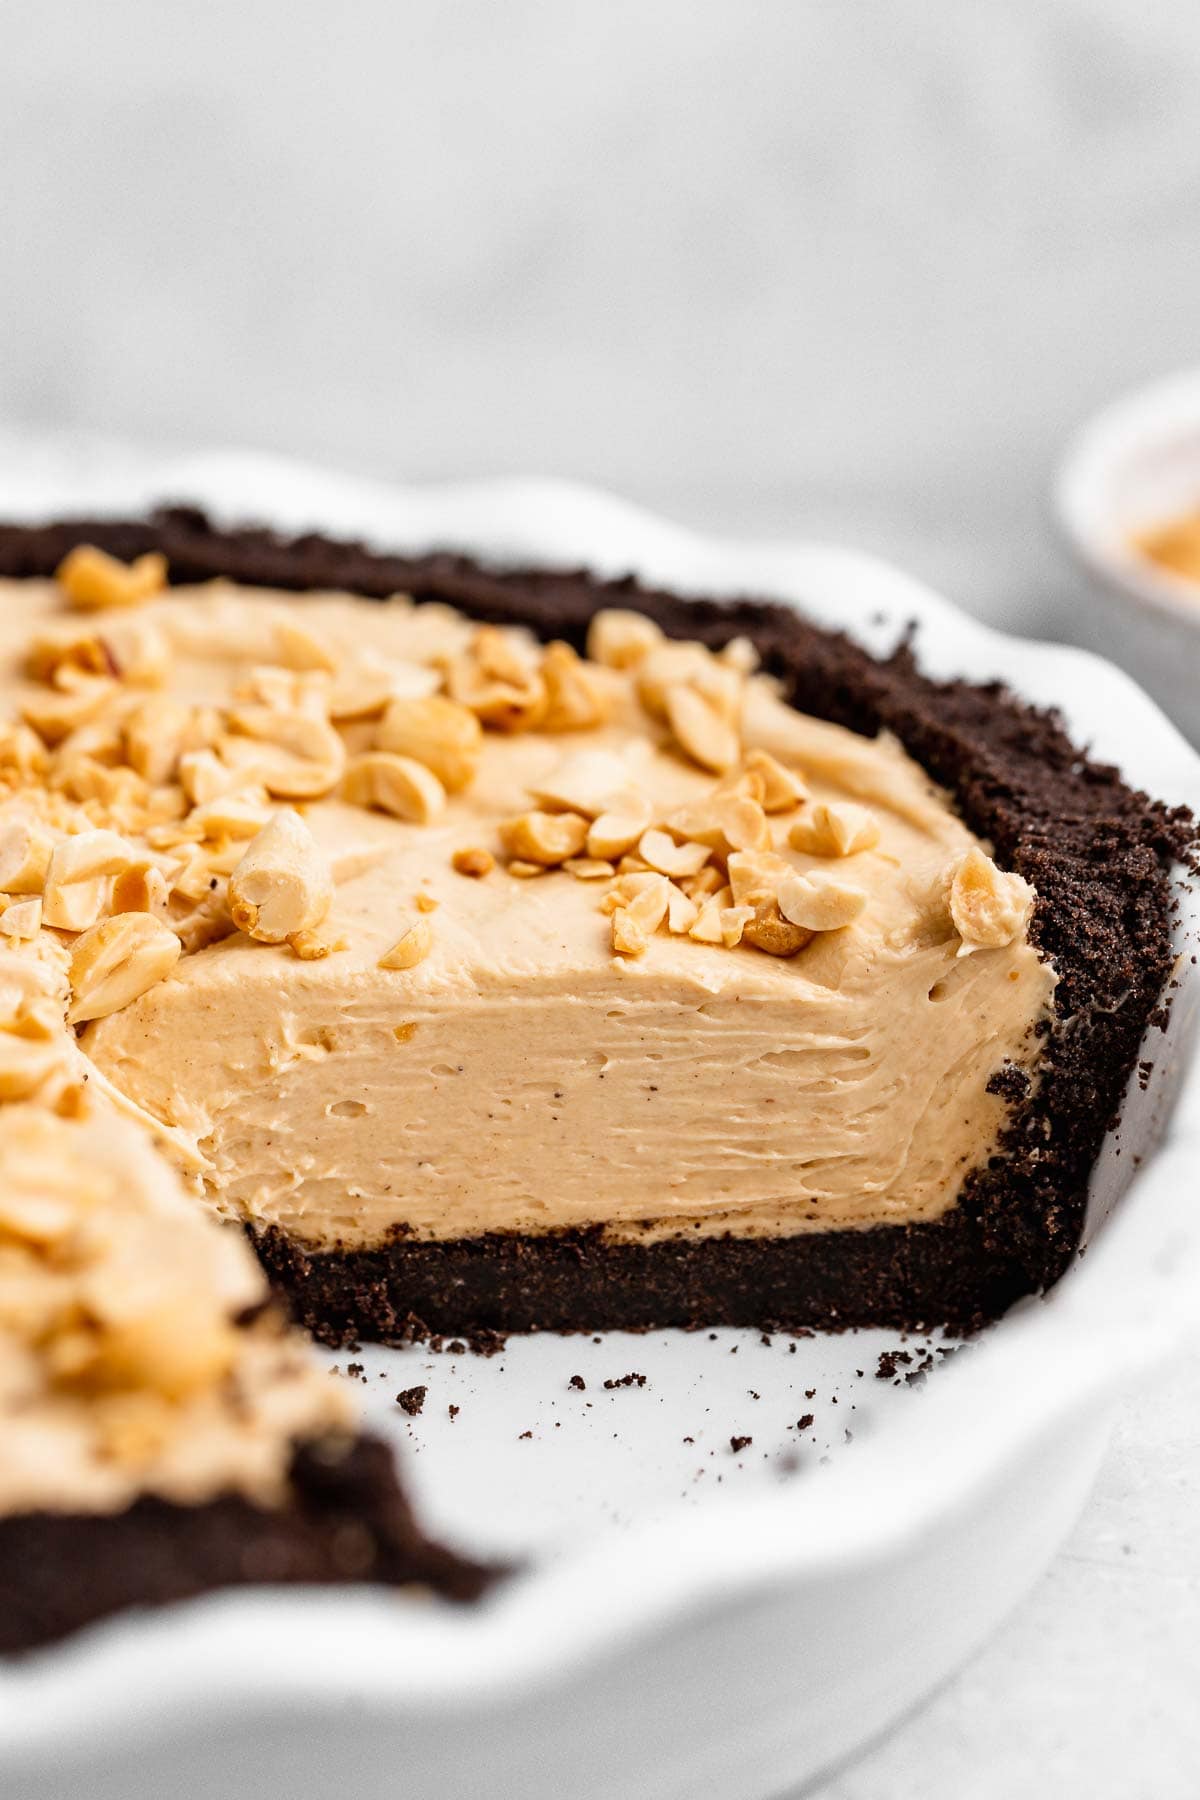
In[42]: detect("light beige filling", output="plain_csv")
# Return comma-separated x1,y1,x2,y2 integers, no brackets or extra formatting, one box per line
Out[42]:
0,577,1055,1252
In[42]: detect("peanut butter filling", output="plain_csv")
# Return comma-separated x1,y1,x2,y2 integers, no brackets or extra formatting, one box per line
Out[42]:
0,561,1055,1269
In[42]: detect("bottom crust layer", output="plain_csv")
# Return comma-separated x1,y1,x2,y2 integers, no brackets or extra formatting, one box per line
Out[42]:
0,1435,495,1656
254,1213,1047,1346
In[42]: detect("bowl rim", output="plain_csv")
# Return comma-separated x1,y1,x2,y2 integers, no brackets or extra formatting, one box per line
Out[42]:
1,453,1198,1763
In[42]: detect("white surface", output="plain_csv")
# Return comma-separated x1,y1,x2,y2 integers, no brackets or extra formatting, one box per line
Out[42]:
0,460,1198,1799
4,2,1200,697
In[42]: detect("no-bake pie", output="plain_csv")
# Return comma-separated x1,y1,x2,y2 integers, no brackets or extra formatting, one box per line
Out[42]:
0,508,1190,1648
0,512,1190,1351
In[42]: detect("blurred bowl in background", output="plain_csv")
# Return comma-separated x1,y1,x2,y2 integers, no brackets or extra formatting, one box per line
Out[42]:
1056,368,1200,746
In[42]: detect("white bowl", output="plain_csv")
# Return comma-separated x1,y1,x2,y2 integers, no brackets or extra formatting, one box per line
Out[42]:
1056,367,1200,743
1,453,1199,1800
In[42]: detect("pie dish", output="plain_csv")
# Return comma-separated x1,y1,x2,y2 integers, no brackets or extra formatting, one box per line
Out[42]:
0,463,1198,1800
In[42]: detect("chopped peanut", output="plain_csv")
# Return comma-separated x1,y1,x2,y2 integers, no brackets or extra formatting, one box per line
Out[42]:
539,641,612,732
122,696,193,785
949,848,1034,953
228,810,334,945
637,828,711,879
452,846,495,879
499,810,589,866
586,796,653,861
0,818,52,893
46,829,147,888
665,884,699,933
563,857,616,880
223,707,345,800
375,695,482,793
719,903,757,948
22,677,118,746
67,913,181,1024
742,749,807,813
288,925,348,961
445,629,548,732
665,683,741,773
776,868,867,932
788,802,881,858
528,749,633,818
55,545,168,612
453,846,496,882
341,752,447,825
610,908,648,956
586,608,663,670
0,897,42,939
378,917,434,970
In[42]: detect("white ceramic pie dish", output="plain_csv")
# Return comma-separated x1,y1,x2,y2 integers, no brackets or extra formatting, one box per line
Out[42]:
0,453,1198,1800
1055,366,1200,744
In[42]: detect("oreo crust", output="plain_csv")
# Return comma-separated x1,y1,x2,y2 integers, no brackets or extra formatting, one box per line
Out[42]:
1,509,1192,1339
0,1434,496,1656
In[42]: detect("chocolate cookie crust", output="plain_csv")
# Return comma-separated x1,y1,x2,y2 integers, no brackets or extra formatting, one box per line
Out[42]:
0,1434,495,1656
1,509,1192,1337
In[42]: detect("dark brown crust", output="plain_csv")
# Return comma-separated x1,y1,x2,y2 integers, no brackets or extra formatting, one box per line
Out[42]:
2,509,1193,1338
0,1434,497,1656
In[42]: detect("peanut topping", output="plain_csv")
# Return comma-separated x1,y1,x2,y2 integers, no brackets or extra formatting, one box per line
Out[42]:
776,869,866,933
41,875,109,934
742,749,807,813
223,707,346,800
342,752,447,825
22,676,119,746
586,796,653,862
0,897,42,939
111,864,170,918
949,848,1035,953
55,545,168,612
726,849,792,906
664,683,740,774
445,628,548,732
67,913,181,1024
665,884,699,934
539,642,613,732
586,608,664,670
375,695,482,793
609,873,672,956
563,857,616,881
45,829,145,887
499,810,589,867
637,828,711,879
665,785,770,854
528,748,633,819
452,846,495,879
378,917,434,971
228,811,334,945
788,801,881,858
287,925,347,961
0,818,52,893
122,696,193,785
610,908,648,957
636,641,742,724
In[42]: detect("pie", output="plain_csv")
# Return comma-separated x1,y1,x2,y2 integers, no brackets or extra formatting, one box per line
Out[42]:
0,508,1189,1649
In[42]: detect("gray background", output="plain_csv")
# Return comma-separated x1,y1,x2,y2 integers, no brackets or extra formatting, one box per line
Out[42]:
2,4,1199,1794
5,0,1200,639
